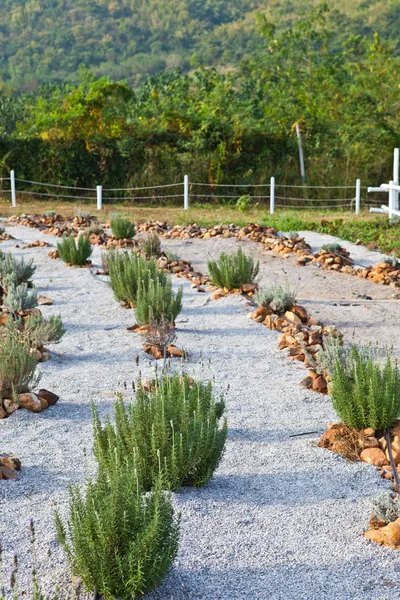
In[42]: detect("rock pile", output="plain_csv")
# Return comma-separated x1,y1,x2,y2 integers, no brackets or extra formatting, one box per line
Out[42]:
313,246,354,271
249,302,341,394
264,235,313,257
0,388,59,419
356,261,400,287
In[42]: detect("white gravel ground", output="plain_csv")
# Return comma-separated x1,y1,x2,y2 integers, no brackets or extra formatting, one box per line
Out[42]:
0,225,399,599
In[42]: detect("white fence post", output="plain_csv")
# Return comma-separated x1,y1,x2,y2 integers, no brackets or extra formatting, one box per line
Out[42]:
10,170,16,208
355,178,361,215
96,185,102,210
270,176,275,214
184,175,189,210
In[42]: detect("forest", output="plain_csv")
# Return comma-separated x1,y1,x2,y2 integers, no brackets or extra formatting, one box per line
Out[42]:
0,4,399,195
0,0,399,91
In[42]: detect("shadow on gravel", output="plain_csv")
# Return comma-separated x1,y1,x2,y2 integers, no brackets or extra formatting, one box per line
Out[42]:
177,470,378,506
147,562,400,600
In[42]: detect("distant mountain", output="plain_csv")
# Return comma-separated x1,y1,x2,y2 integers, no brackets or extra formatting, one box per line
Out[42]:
0,0,399,90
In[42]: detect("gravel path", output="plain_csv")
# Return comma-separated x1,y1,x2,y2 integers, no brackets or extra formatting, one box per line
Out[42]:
0,225,399,599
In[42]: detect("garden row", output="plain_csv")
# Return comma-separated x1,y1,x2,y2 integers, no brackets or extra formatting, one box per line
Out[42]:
2,219,400,598
7,213,400,289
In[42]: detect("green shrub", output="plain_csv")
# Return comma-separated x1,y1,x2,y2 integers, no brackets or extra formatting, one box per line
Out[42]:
22,313,65,348
108,251,167,308
55,459,179,600
57,234,92,266
110,217,135,240
330,346,400,430
0,327,40,401
0,251,36,285
255,282,296,314
143,232,162,257
0,226,5,236
208,247,259,289
135,276,182,325
93,373,227,491
3,281,38,312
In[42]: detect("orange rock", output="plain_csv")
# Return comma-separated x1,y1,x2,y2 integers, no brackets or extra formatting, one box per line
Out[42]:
363,437,380,449
240,283,258,294
250,306,271,321
365,517,400,548
312,376,328,394
284,311,302,324
360,447,388,467
290,304,309,323
18,392,42,413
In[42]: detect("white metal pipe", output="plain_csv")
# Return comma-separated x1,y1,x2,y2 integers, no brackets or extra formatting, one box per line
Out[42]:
355,178,361,214
184,175,189,210
270,176,275,214
96,185,102,210
10,170,16,208
394,148,399,183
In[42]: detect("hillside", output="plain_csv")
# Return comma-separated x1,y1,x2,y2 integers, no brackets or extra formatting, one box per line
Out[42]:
0,0,399,90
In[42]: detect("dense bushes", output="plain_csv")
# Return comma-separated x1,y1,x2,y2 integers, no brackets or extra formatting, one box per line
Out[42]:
56,459,179,600
255,282,296,314
0,327,40,402
94,373,227,491
208,247,259,290
108,251,167,308
111,217,135,240
135,278,182,326
330,346,400,430
0,251,36,285
57,234,92,266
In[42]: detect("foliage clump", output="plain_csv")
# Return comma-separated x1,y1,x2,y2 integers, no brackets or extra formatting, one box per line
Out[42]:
0,327,40,401
93,373,227,492
55,460,179,600
0,251,36,285
208,247,259,289
108,251,167,308
143,232,162,257
57,234,92,266
255,282,296,314
3,280,38,312
371,492,400,524
330,346,400,430
321,242,344,253
135,276,182,325
22,313,65,348
111,217,135,240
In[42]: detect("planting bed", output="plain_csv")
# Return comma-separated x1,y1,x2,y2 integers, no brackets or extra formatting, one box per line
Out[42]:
0,222,400,599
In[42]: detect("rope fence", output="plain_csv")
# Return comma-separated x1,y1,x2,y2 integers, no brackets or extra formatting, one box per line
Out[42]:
0,171,390,215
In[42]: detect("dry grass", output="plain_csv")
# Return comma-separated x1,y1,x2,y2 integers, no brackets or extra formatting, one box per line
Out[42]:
0,199,377,227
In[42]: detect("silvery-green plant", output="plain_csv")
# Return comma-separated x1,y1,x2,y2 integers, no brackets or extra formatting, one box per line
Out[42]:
3,281,38,312
143,232,162,257
0,326,41,401
321,242,343,253
371,491,400,524
255,281,296,314
0,251,36,285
